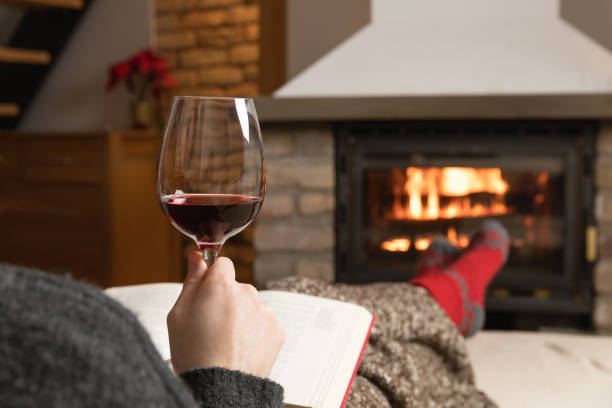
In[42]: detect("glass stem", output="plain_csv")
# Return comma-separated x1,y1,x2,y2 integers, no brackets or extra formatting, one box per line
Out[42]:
201,246,218,268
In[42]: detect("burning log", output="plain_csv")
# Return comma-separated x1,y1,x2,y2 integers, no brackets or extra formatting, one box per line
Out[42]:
388,167,511,221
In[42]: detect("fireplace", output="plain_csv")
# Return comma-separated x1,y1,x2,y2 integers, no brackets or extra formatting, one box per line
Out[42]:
336,121,596,329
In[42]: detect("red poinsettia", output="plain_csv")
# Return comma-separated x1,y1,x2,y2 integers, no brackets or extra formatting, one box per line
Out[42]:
106,49,178,99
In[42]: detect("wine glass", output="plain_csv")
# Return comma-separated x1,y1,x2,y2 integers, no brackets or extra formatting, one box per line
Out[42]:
156,96,266,267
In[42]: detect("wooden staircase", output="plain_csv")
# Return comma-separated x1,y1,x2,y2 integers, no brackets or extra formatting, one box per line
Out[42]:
0,103,19,116
0,46,50,64
0,0,82,9
0,0,92,127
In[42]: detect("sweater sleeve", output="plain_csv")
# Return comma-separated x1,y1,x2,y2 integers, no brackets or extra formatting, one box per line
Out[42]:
180,367,284,408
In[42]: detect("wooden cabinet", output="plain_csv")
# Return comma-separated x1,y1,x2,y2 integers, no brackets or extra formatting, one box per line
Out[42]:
0,130,182,287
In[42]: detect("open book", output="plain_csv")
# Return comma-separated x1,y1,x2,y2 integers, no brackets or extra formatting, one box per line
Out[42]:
106,283,374,408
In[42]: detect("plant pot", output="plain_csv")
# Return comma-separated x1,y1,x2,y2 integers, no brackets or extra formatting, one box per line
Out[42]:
129,100,158,129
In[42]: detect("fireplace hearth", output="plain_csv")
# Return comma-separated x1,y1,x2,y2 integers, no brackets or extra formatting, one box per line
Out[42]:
336,121,596,329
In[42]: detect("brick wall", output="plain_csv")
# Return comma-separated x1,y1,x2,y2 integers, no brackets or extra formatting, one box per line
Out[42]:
152,0,261,283
153,0,260,98
595,122,612,333
253,123,336,286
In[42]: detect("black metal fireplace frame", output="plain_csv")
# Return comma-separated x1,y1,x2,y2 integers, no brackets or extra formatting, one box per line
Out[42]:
335,120,595,319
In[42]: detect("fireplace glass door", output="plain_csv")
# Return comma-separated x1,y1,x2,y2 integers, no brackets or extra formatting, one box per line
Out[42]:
366,159,566,276
336,121,595,327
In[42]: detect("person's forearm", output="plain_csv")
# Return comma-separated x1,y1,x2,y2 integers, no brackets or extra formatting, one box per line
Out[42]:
180,367,284,408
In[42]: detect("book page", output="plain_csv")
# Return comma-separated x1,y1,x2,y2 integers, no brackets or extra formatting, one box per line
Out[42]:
106,284,373,408
314,306,373,408
260,290,372,408
106,283,181,362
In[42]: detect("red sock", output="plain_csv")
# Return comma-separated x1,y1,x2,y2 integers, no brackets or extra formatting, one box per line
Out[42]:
411,221,509,336
415,238,459,278
411,271,465,328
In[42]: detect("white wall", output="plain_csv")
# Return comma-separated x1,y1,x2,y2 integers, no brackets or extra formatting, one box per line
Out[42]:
276,0,612,97
561,0,612,54
286,0,369,79
20,0,152,131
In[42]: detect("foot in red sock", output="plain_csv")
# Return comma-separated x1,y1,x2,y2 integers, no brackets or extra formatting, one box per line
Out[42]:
415,238,460,278
411,220,510,336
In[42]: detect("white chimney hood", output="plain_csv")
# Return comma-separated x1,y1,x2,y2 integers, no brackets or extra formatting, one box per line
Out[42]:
275,0,612,97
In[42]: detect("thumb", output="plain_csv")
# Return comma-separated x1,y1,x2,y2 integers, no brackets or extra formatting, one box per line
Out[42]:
175,251,207,308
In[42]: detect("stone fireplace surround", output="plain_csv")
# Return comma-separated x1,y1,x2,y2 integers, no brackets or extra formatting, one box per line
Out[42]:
253,94,612,333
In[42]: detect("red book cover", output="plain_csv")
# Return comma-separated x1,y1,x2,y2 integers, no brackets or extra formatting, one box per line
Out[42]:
340,314,376,408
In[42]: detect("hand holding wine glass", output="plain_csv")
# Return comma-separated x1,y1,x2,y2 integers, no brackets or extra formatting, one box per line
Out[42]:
167,251,285,375
156,96,266,267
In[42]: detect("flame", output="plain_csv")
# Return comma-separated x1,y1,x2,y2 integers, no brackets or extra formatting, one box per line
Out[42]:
447,226,470,249
389,167,511,220
380,227,470,253
406,168,424,218
425,169,439,219
441,167,508,196
381,238,411,252
414,238,431,251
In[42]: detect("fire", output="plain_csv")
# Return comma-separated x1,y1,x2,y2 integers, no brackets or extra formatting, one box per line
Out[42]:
414,238,431,251
380,227,470,253
447,226,470,249
381,166,513,253
441,167,509,196
389,167,510,220
381,237,411,252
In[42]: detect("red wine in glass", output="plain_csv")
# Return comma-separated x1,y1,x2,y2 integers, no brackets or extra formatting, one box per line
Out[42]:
162,193,263,251
156,96,266,267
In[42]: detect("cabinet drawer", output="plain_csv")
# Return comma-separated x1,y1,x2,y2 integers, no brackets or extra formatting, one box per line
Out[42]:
0,140,18,178
24,139,104,184
24,139,102,165
0,185,107,234
0,239,109,287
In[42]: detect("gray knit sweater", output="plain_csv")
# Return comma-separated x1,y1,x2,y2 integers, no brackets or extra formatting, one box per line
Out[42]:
0,264,284,407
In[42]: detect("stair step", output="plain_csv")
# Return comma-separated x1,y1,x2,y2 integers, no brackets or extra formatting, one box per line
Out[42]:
0,0,82,9
0,104,19,117
0,47,51,64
